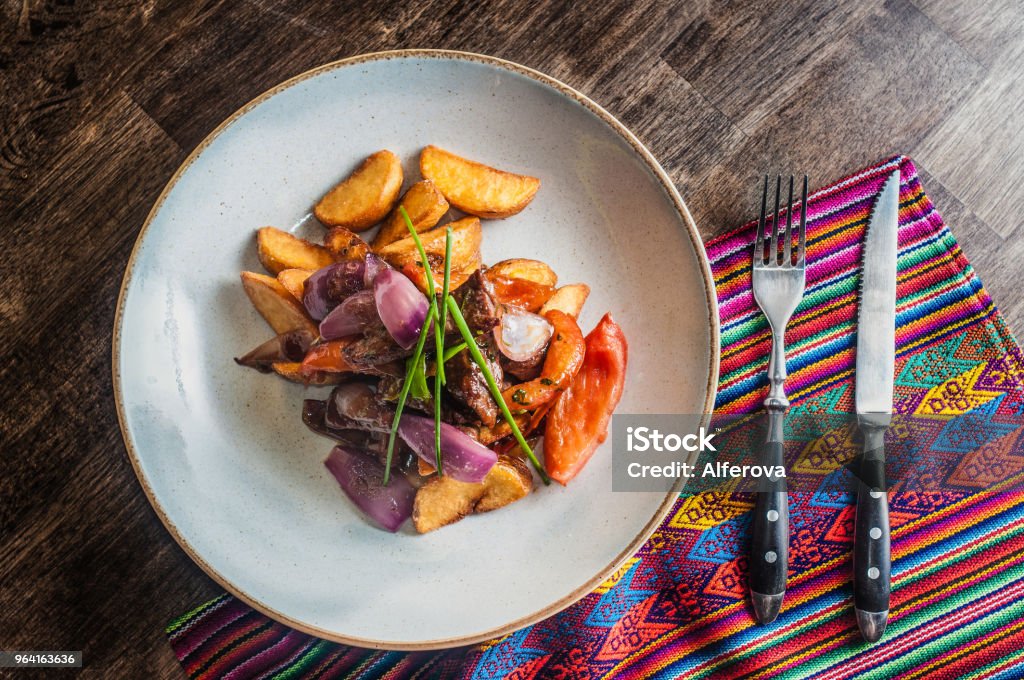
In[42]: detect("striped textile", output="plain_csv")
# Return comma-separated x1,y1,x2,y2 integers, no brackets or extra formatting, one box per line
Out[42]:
167,156,1024,679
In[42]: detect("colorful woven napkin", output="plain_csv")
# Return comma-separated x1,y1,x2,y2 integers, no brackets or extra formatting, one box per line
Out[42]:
167,156,1024,678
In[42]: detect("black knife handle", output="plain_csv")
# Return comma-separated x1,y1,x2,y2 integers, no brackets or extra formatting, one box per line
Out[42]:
854,424,890,641
750,438,788,622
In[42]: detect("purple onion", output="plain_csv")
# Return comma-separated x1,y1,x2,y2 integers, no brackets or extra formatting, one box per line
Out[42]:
325,382,393,432
324,446,414,532
319,290,378,340
363,252,388,287
303,260,367,321
234,329,316,372
398,414,498,483
373,269,429,350
493,309,553,362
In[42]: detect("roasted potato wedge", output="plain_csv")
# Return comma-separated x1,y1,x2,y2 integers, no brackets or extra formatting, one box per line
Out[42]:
378,216,482,292
420,145,540,219
488,258,558,287
240,271,317,335
276,268,312,301
314,150,403,230
270,361,345,385
475,456,533,513
372,180,449,249
539,283,591,319
257,227,334,275
323,226,370,262
413,475,486,533
412,456,533,532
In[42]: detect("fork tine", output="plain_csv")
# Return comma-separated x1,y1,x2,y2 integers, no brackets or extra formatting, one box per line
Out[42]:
783,175,794,265
769,175,781,265
754,174,768,263
798,175,808,264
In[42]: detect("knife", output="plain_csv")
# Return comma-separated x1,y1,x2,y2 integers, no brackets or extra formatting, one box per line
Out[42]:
853,169,899,642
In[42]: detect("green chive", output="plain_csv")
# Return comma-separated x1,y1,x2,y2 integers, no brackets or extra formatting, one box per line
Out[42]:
399,206,445,475
446,296,551,485
384,304,437,485
443,341,468,362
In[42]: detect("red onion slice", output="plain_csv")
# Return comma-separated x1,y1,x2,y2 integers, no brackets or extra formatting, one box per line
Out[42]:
364,252,388,287
324,445,414,533
303,260,367,321
373,269,429,350
234,329,316,371
319,290,378,340
493,309,553,362
398,414,498,483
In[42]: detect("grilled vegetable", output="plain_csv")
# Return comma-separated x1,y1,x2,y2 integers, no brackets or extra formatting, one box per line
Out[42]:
539,283,590,319
487,274,555,312
302,260,367,321
271,362,345,385
314,150,403,230
377,216,482,293
276,268,312,301
373,268,429,350
324,445,415,532
544,314,627,485
488,259,557,287
240,271,317,335
256,227,334,275
501,310,585,410
235,329,315,372
373,180,449,248
420,145,540,219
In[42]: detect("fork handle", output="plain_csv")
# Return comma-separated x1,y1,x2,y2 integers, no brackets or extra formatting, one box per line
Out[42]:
750,409,788,624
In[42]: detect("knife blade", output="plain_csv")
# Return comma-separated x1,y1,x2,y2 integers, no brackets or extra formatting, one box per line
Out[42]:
853,168,900,642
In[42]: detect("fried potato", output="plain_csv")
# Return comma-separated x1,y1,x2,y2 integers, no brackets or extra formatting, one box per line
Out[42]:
539,283,590,319
419,145,540,219
372,180,449,249
413,475,486,533
412,456,533,532
257,227,334,275
314,150,403,230
276,268,312,301
270,362,345,385
488,258,558,287
323,226,370,262
377,216,482,293
240,271,317,335
475,456,533,512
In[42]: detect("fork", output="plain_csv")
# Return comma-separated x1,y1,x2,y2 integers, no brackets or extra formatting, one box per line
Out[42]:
749,174,808,624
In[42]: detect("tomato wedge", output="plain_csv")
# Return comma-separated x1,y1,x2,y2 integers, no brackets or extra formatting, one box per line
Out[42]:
300,339,359,375
500,310,585,410
543,313,627,485
487,273,555,312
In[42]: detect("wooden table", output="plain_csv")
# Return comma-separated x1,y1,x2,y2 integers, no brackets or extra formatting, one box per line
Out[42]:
2,1,1021,676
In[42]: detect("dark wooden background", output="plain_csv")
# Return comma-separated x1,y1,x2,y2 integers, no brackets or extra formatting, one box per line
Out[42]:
2,0,1021,676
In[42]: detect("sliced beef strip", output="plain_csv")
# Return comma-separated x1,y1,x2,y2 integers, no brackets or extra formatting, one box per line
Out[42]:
342,318,413,368
454,268,501,333
444,337,504,427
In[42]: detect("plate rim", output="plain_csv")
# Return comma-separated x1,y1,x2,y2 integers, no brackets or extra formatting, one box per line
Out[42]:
111,48,721,650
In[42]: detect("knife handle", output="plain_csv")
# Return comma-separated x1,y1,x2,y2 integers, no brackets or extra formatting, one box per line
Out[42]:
750,411,788,624
854,424,890,642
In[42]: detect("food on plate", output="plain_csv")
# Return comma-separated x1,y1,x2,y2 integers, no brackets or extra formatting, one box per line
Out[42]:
540,283,590,319
420,145,540,218
377,216,482,292
412,455,532,532
277,268,312,301
235,147,627,532
240,271,317,335
488,258,558,287
257,227,334,275
544,314,628,485
323,226,370,262
314,150,404,230
372,180,449,248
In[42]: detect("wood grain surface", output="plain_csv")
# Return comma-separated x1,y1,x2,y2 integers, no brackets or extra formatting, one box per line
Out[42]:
2,1,1022,676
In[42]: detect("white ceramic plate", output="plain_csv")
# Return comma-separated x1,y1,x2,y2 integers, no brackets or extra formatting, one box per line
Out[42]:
114,50,718,650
